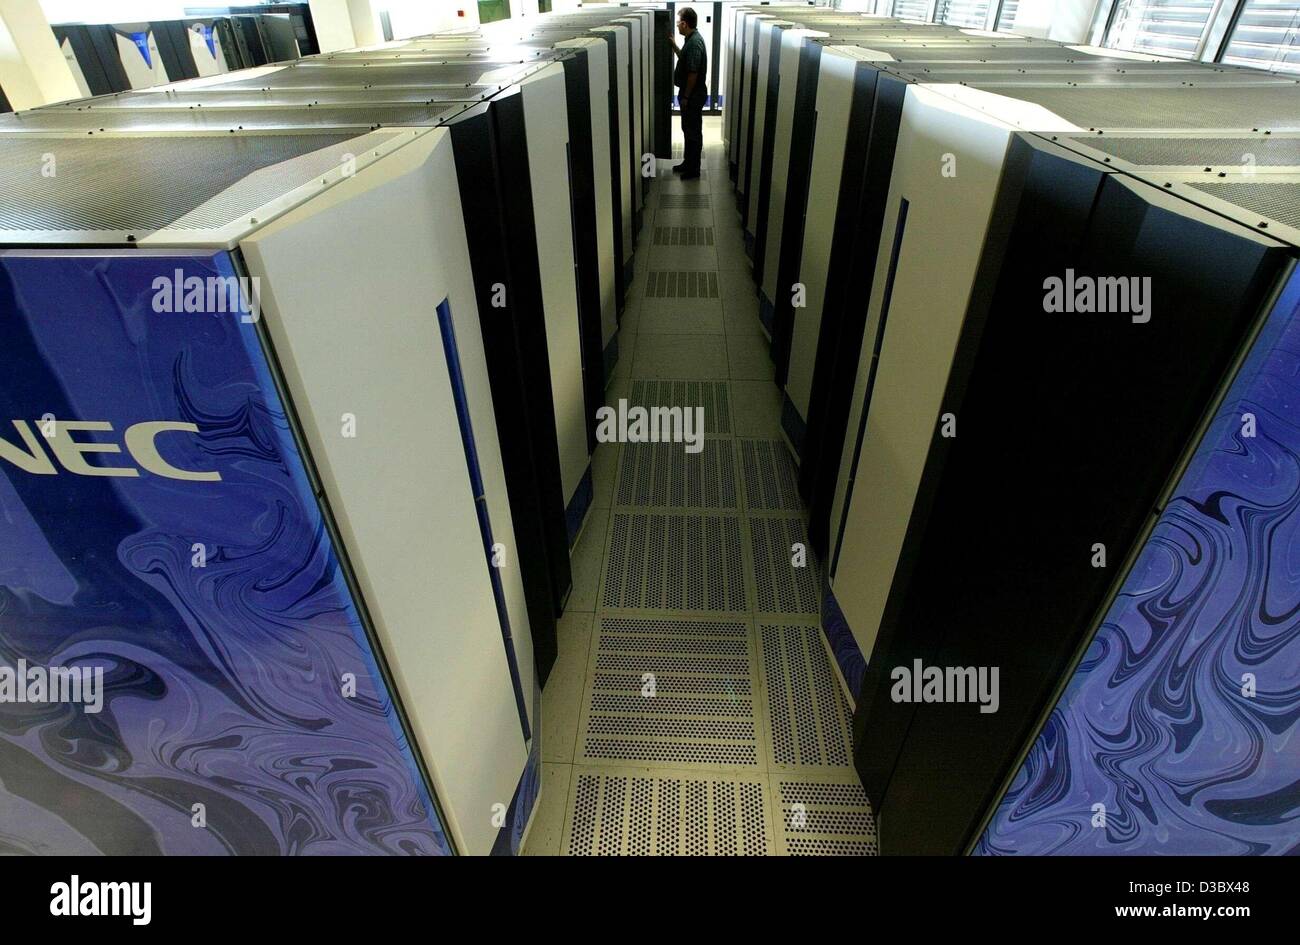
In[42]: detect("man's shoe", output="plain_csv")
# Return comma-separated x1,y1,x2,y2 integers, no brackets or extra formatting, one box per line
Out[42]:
672,162,687,174
680,169,701,180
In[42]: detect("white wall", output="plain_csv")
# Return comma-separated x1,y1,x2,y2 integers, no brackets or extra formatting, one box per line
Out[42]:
1011,0,1101,43
39,1,192,23
2,0,80,107
380,0,479,39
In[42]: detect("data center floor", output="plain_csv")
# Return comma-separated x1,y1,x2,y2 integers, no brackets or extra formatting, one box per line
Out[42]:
522,118,878,856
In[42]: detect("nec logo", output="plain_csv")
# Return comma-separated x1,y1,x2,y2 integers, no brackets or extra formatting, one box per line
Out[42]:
0,420,221,481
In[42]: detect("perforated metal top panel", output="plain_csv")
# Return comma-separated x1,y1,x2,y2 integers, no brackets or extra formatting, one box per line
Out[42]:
972,85,1300,130
1189,180,1300,230
826,42,1115,63
901,62,1251,77
97,86,498,108
218,61,538,89
1060,134,1300,168
911,70,1299,88
0,103,466,133
0,132,382,235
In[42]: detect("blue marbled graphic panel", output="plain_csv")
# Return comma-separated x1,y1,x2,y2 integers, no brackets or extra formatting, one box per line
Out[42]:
821,584,865,701
976,270,1300,856
0,251,450,855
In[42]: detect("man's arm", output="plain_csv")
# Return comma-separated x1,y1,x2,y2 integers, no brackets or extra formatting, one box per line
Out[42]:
683,71,698,99
669,33,680,57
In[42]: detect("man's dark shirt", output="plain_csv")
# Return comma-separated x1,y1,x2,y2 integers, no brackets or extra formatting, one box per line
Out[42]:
674,30,708,100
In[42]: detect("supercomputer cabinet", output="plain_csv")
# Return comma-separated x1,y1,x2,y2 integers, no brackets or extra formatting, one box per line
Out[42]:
610,15,647,232
825,81,1299,855
0,126,534,856
185,19,236,78
476,63,595,552
744,19,793,267
54,24,129,97
109,24,172,89
736,12,773,212
591,24,638,288
555,38,623,391
785,41,1296,560
781,45,881,469
977,262,1300,856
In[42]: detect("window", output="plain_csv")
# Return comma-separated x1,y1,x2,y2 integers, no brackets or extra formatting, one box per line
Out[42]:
1102,0,1221,58
891,0,933,21
995,0,1022,30
539,0,553,11
478,0,511,24
1219,0,1300,71
937,0,993,27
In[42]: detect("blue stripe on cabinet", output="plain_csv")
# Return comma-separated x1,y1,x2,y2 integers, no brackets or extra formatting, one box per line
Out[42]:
436,297,531,742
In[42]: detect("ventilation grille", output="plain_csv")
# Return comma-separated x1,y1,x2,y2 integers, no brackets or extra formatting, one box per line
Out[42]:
1189,180,1300,230
579,617,759,768
760,623,852,768
566,770,772,855
603,512,747,612
221,61,525,89
615,440,738,509
1063,134,1300,167
1001,85,1300,131
645,270,721,298
654,225,716,246
0,133,371,233
773,778,878,856
660,193,712,209
629,380,732,435
7,103,457,133
749,517,820,615
739,439,802,511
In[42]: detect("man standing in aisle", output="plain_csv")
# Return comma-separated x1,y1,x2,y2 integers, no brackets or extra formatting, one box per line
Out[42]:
669,7,707,179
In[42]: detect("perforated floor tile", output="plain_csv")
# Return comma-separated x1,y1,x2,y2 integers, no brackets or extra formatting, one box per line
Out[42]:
769,774,878,856
628,379,733,436
564,766,773,855
654,224,715,247
614,439,739,510
577,616,763,769
739,439,803,511
659,193,712,210
748,516,820,615
759,622,853,769
602,511,748,612
645,269,720,299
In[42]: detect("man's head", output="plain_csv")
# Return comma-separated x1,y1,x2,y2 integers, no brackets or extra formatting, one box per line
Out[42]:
677,7,697,36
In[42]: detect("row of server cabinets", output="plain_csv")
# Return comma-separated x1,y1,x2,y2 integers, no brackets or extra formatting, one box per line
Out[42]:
725,3,1300,855
0,5,673,855
52,3,318,98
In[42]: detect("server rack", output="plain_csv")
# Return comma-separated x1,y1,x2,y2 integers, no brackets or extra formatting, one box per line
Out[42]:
974,169,1300,852
53,24,130,97
824,80,1300,855
777,39,1294,561
0,118,526,856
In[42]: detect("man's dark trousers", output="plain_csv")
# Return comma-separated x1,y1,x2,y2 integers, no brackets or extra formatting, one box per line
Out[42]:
680,92,705,173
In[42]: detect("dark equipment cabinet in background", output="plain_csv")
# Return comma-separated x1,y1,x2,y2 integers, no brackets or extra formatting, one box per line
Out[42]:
449,93,575,687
